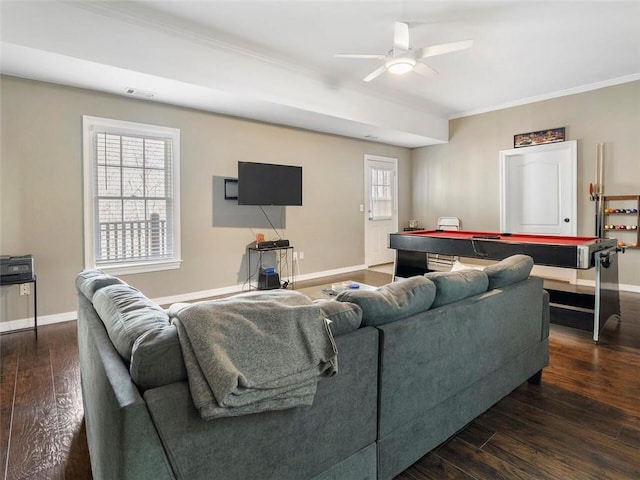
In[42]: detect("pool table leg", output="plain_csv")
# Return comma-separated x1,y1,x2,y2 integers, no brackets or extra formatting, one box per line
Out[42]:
393,250,429,279
593,248,622,343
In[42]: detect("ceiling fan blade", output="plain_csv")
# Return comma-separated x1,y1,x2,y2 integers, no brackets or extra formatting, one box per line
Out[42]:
393,21,410,54
419,39,473,59
334,53,386,59
363,65,387,82
414,61,438,77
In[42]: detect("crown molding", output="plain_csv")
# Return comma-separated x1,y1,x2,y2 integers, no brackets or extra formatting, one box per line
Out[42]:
450,73,640,120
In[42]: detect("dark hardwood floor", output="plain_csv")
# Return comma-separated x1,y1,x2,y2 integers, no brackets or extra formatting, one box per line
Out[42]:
1,270,639,479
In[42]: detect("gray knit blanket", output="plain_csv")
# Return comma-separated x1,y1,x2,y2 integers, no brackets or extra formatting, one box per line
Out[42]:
171,291,338,420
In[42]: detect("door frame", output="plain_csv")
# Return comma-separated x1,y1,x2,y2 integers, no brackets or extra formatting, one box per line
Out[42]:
499,140,578,283
364,154,398,267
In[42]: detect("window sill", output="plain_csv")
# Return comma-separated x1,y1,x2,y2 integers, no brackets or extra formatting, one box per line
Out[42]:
96,259,182,276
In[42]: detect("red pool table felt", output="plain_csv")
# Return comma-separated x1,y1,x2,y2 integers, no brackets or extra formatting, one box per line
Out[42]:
404,230,601,246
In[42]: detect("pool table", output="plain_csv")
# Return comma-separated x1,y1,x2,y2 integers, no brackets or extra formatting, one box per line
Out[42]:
388,230,621,342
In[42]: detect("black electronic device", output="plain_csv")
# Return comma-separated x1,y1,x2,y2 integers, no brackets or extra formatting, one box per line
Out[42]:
258,267,281,290
1,254,34,283
237,161,302,206
257,239,290,249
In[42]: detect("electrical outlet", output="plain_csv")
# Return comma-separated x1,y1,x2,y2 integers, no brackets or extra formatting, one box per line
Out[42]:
299,251,305,260
20,283,31,296
293,252,298,261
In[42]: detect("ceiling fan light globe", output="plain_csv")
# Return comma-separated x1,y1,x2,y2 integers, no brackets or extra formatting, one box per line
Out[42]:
385,57,415,75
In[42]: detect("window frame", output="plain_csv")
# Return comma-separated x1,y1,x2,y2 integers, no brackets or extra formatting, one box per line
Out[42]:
82,116,181,275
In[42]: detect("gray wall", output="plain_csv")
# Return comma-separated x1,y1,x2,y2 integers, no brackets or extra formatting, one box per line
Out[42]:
411,80,640,287
3,75,638,324
0,75,411,323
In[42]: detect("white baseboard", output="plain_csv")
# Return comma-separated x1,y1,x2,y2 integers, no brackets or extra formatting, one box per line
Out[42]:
154,264,368,306
0,310,77,333
0,264,370,333
16,264,637,334
575,279,640,293
293,264,368,283
153,284,246,307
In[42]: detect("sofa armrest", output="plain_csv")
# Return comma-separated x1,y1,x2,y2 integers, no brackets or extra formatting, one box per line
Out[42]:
77,293,174,480
542,289,550,340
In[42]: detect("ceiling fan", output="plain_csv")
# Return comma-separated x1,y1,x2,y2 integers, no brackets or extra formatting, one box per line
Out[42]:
334,22,473,82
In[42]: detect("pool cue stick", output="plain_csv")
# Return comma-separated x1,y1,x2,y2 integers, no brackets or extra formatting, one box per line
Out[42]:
595,144,599,194
594,144,603,235
599,143,604,195
596,195,602,236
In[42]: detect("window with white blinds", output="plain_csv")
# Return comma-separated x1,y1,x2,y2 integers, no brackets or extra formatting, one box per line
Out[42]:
370,167,393,220
83,116,181,274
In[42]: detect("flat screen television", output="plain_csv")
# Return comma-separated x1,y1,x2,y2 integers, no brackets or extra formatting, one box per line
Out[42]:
237,161,302,206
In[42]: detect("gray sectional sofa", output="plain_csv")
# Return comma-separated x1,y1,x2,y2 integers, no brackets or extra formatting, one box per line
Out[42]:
76,254,549,480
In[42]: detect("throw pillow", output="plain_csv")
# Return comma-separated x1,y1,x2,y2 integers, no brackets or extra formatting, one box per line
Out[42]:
313,299,362,336
335,276,436,326
484,254,534,289
450,260,484,272
425,269,489,308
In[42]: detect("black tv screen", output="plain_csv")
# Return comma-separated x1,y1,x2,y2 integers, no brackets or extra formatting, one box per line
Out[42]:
237,161,302,206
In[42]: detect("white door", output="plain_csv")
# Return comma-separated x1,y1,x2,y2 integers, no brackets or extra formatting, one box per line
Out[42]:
364,155,398,266
500,140,577,282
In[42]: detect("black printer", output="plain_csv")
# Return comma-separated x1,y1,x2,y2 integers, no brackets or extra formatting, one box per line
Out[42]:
0,254,34,284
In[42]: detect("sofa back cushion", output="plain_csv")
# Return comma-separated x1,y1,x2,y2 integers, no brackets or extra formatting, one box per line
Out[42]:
313,299,362,336
75,269,124,300
484,254,534,289
130,326,187,390
336,277,436,326
92,283,170,363
424,269,489,308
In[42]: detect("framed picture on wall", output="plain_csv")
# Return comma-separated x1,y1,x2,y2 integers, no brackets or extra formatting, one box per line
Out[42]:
514,127,565,148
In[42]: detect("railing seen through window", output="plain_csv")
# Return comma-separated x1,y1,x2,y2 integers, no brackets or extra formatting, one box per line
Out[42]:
98,215,167,262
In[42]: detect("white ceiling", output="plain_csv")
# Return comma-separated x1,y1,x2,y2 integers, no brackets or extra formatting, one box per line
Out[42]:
1,1,639,147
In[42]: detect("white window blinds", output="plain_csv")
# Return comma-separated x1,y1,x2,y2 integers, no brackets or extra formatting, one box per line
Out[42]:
83,117,181,274
370,167,393,220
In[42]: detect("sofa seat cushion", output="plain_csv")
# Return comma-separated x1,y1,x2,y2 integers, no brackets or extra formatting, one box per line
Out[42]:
484,254,534,289
93,283,170,363
75,269,124,300
425,269,489,308
313,299,362,336
336,277,436,326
